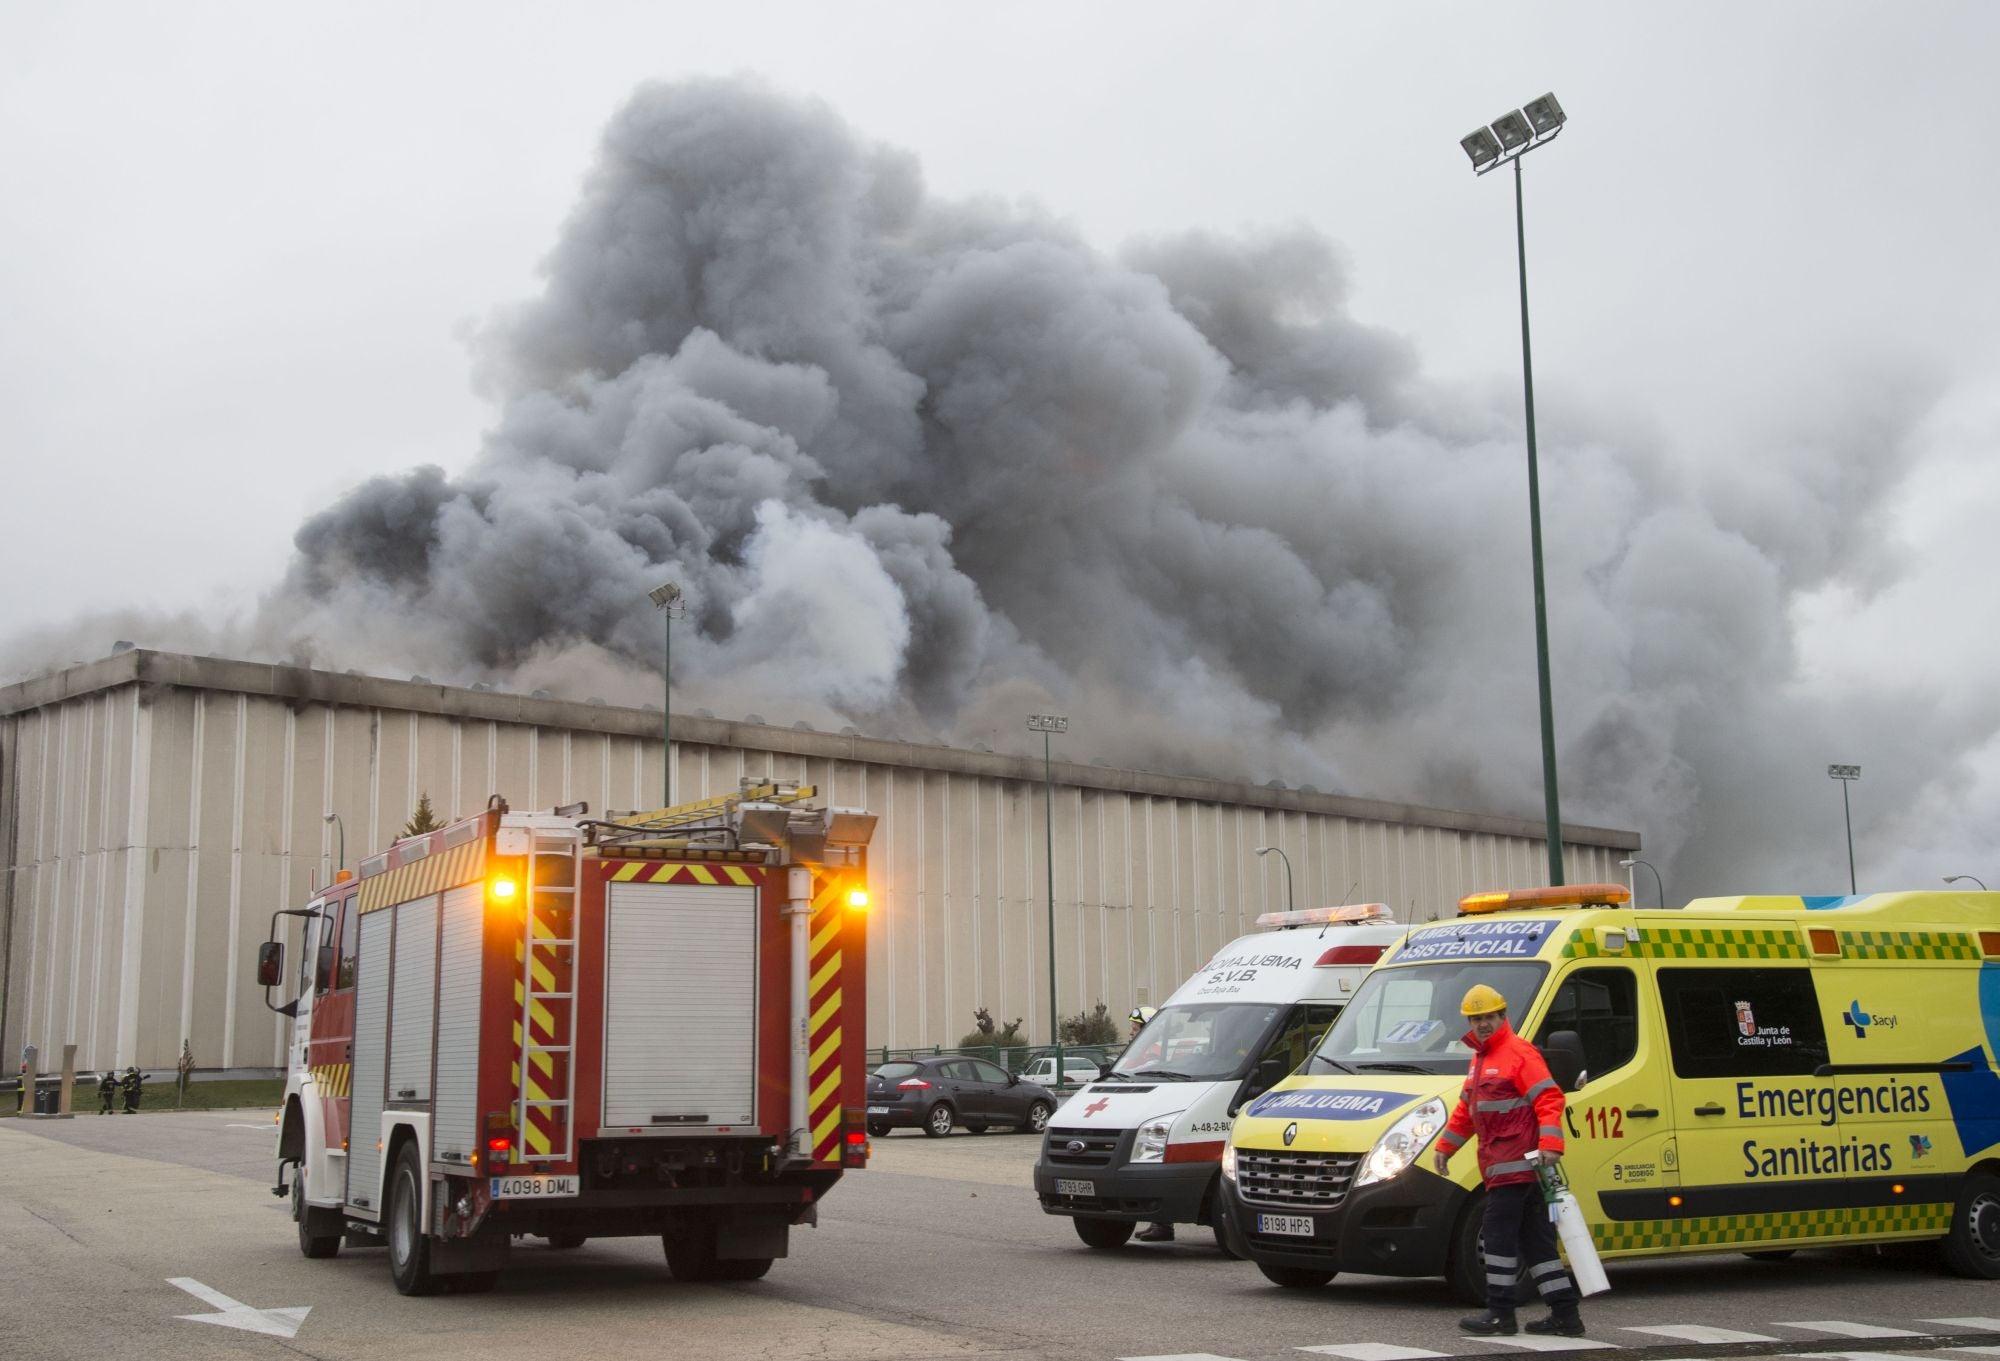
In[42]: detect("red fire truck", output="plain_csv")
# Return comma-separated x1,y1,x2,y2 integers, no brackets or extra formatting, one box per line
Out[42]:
255,782,875,1294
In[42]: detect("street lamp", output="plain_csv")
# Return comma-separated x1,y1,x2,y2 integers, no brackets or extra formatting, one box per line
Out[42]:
649,582,684,806
1945,875,1989,891
1462,91,1569,886
1619,857,1665,909
324,813,344,874
1255,846,1295,915
1028,714,1067,1075
1828,765,1861,894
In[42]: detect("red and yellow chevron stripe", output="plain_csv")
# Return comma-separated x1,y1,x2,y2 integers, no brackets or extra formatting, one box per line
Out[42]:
359,838,485,915
309,1062,351,1097
602,861,761,887
807,870,851,1164
512,919,573,1161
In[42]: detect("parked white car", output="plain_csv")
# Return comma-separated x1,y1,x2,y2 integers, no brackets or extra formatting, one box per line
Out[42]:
1017,1055,1101,1088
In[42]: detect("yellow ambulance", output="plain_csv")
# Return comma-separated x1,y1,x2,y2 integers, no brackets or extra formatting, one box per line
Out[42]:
1216,884,2000,1301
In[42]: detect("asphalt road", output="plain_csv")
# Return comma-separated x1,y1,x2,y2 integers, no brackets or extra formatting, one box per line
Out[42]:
2,1111,1997,1361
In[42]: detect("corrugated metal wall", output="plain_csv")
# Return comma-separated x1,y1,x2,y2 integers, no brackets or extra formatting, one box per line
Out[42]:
0,651,1637,1070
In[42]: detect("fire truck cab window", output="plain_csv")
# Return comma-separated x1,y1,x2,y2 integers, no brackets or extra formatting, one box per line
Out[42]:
336,894,358,990
1658,967,1829,1079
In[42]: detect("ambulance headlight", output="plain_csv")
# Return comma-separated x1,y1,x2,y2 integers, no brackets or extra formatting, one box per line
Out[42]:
1221,1142,1238,1182
1356,1097,1447,1188
1131,1111,1184,1163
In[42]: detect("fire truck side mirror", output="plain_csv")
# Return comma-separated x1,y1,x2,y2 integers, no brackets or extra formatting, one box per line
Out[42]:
256,941,284,988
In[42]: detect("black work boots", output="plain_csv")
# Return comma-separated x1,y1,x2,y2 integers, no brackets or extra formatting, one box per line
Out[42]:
1525,1307,1586,1337
1458,1311,1517,1336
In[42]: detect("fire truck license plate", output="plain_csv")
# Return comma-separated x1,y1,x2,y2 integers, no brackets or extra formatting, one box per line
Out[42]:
1258,1214,1315,1237
491,1175,579,1199
1054,1179,1094,1197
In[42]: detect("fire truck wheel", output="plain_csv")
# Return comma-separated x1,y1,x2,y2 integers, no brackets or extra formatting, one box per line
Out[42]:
664,1224,721,1282
387,1143,443,1295
924,1103,956,1137
714,1257,774,1281
294,1169,340,1259
1073,1216,1134,1249
451,1270,498,1294
1023,1101,1052,1134
1943,1171,2000,1279
545,1233,587,1250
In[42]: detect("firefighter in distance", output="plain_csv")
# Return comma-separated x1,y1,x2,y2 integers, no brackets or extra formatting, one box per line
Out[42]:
120,1066,145,1114
97,1068,118,1115
1430,984,1583,1338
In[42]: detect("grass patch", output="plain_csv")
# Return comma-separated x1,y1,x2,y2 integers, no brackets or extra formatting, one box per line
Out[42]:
3,1077,286,1117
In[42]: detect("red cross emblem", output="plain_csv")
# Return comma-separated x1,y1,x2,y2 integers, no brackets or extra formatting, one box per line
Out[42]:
1083,1097,1111,1117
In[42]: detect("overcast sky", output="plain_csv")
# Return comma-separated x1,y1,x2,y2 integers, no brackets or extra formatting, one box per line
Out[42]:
4,3,1998,901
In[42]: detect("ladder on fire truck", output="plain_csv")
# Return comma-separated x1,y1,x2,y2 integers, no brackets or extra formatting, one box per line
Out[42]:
517,827,581,1165
588,779,820,852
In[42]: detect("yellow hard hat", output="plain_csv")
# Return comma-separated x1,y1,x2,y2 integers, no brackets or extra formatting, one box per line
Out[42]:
1460,984,1507,1017
1129,1006,1156,1023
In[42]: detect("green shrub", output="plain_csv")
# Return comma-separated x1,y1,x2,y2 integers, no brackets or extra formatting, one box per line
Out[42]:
1059,1001,1121,1047
958,1006,1025,1049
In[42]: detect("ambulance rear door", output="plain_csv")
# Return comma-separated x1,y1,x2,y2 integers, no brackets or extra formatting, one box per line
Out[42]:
1530,956,1679,1255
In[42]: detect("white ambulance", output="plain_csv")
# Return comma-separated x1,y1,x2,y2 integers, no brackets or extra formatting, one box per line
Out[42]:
1033,905,1405,1251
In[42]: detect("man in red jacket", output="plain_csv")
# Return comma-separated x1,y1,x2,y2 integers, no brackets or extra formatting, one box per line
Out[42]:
1430,983,1583,1337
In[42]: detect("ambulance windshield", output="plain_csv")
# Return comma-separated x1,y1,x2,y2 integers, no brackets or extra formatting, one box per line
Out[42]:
1307,962,1548,1075
1113,1002,1288,1081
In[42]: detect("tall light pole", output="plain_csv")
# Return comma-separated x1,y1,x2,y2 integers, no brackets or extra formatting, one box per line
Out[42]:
1028,714,1067,1073
1462,92,1569,885
1945,875,1988,891
1255,846,1295,915
324,812,344,874
1619,857,1665,909
1828,764,1860,894
649,582,684,806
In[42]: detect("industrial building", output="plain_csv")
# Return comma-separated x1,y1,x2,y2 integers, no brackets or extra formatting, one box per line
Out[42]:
0,648,1638,1073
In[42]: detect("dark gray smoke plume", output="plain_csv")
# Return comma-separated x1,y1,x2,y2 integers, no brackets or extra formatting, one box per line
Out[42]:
20,77,1986,898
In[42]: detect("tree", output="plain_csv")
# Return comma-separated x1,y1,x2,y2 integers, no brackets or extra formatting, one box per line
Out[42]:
958,1006,1025,1049
402,792,443,838
1059,1001,1121,1047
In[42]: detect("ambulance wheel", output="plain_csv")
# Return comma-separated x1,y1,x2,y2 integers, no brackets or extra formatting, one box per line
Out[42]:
1942,1171,2000,1279
1208,1203,1242,1260
925,1103,956,1137
1023,1101,1052,1134
293,1169,340,1259
1257,1262,1335,1289
1447,1191,1500,1307
1074,1216,1135,1249
387,1143,443,1295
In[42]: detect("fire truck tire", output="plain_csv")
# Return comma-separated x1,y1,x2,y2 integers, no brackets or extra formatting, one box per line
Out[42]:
451,1270,499,1294
924,1103,956,1137
545,1233,587,1250
1073,1216,1134,1249
665,1225,721,1282
1942,1171,2000,1279
714,1257,774,1281
293,1170,340,1259
387,1143,444,1296
1023,1101,1052,1134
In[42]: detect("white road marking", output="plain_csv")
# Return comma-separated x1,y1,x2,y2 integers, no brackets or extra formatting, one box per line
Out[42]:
1784,1352,1927,1361
1777,1324,1929,1339
1297,1347,1450,1360
224,1123,269,1130
166,1277,311,1339
1622,1327,1777,1345
1942,1350,2000,1358
1120,1354,1247,1361
1928,1322,2000,1334
1487,1338,1614,1352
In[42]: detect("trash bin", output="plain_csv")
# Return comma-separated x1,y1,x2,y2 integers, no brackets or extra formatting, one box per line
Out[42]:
34,1085,58,1115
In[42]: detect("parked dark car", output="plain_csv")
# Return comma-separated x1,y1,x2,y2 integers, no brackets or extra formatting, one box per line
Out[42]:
866,1057,1056,1137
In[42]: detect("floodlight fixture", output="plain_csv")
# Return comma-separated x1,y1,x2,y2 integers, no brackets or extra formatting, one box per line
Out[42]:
1490,110,1533,151
1460,126,1503,172
1828,764,1860,781
1522,93,1567,136
649,581,682,609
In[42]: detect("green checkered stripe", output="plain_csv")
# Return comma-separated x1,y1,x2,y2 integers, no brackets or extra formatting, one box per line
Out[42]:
1591,1202,1952,1253
1562,927,1807,960
1837,930,1979,961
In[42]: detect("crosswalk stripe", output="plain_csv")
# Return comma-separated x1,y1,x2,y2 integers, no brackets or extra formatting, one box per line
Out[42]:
1778,1324,1929,1339
1487,1339,1615,1353
1120,1354,1247,1361
1785,1352,1929,1361
1623,1327,1778,1345
1297,1347,1449,1360
1943,1349,2000,1358
1927,1322,2000,1334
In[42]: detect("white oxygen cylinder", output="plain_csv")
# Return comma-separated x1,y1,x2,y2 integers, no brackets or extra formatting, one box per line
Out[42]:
1548,1187,1610,1296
